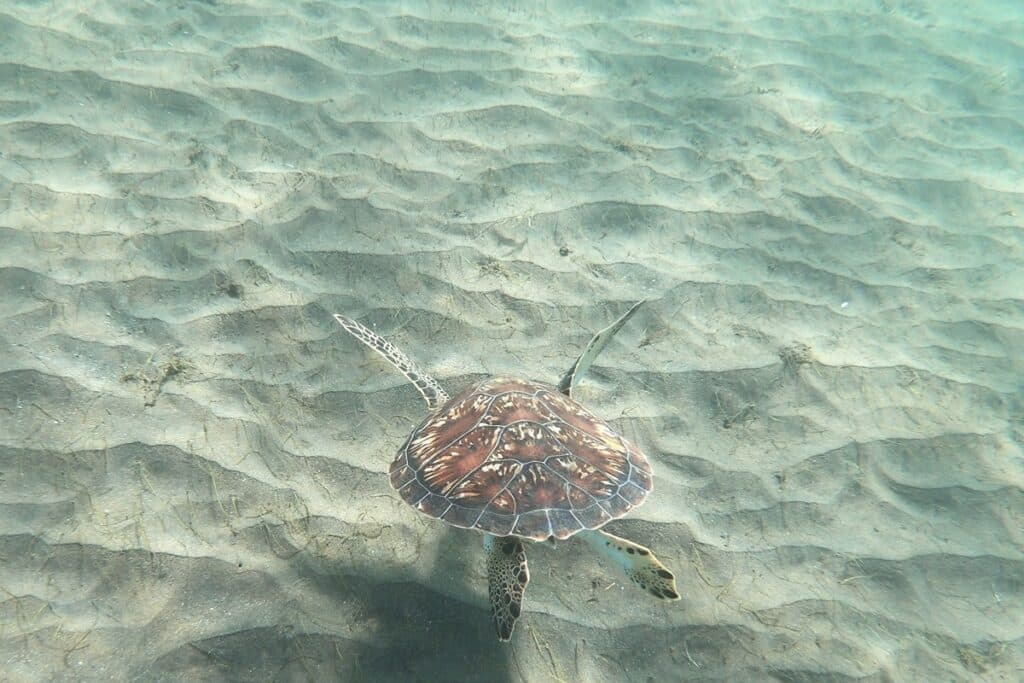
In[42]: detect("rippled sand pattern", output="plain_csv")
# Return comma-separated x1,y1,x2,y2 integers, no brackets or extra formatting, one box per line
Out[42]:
1,1,1022,681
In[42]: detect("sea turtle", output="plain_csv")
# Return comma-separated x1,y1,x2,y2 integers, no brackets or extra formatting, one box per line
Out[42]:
334,301,678,640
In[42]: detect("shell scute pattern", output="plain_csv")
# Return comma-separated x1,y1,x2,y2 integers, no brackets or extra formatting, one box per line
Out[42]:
389,376,653,541
448,460,521,505
420,426,500,493
483,393,559,426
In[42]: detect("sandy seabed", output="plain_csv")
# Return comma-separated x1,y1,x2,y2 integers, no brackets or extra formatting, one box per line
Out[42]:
1,1,1022,681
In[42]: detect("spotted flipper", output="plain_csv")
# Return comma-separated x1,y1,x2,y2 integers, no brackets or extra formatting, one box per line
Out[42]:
333,314,450,410
580,529,679,600
558,299,645,397
484,534,530,641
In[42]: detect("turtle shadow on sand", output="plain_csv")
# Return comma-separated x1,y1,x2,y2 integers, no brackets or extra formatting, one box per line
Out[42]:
289,528,516,683
144,530,512,682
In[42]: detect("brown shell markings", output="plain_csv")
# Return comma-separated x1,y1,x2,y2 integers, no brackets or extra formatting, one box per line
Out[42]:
388,376,653,541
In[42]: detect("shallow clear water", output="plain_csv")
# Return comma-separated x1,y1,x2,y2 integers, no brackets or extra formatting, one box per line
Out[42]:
0,1,1021,681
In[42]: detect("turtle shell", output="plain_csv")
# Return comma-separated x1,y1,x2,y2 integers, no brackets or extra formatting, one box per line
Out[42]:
388,376,653,541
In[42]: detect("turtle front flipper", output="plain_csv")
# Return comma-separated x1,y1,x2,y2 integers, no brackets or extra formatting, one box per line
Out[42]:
558,299,645,397
580,529,679,600
333,313,450,410
484,534,530,641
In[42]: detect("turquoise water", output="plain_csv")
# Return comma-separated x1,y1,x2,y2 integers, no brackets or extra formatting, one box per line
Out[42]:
0,2,1021,681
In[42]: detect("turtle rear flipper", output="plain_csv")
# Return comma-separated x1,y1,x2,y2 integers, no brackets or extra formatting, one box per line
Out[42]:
484,534,530,641
580,529,680,600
